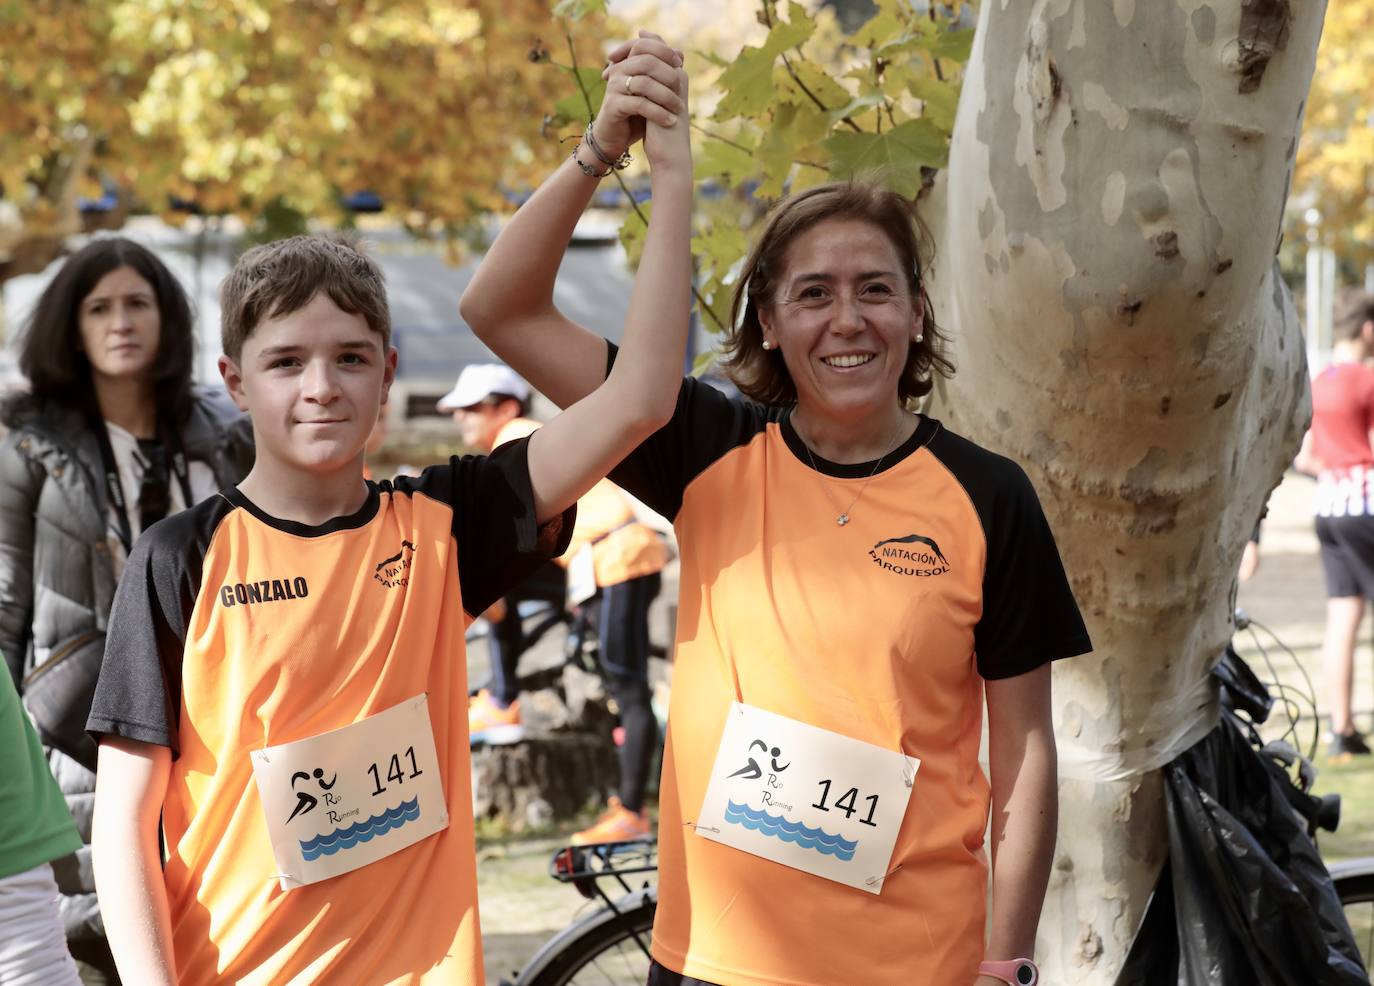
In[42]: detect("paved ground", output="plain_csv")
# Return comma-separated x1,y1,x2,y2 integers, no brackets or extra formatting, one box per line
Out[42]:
475,468,1374,983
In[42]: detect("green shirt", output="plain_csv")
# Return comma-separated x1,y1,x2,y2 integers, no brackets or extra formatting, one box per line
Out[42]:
0,670,81,879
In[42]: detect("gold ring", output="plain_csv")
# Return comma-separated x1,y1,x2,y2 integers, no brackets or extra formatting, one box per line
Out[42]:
623,75,634,96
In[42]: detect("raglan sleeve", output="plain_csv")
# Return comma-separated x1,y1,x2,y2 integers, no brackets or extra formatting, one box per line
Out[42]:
418,443,576,619
603,342,770,521
975,463,1093,680
87,513,204,756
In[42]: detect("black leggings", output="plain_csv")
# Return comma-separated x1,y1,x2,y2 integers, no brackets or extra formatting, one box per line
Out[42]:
647,961,719,986
488,562,567,706
598,572,661,814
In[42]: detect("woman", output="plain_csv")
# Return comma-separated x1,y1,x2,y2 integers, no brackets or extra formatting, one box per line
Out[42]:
461,34,1089,986
0,237,252,981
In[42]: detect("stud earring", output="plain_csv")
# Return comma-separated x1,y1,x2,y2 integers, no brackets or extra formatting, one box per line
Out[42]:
762,340,774,350
914,334,924,343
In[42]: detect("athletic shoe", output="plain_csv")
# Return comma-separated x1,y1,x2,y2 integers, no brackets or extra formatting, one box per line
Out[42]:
1327,729,1372,758
468,690,525,746
570,796,651,845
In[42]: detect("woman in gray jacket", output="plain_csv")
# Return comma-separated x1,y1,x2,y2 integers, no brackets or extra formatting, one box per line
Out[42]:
0,237,251,982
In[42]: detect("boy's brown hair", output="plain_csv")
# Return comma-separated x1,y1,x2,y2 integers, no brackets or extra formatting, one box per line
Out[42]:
721,180,953,406
220,234,391,359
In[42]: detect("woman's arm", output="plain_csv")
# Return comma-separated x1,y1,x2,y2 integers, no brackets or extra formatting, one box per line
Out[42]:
92,736,177,986
524,67,693,524
1293,428,1322,476
982,663,1057,972
460,33,685,410
0,434,42,686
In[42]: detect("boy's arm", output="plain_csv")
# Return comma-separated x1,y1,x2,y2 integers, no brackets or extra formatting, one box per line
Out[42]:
92,736,178,986
982,665,1057,971
524,67,693,524
460,33,685,411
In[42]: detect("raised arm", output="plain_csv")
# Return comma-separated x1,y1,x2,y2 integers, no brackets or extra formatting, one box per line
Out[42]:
92,737,178,986
460,33,685,410
523,58,693,524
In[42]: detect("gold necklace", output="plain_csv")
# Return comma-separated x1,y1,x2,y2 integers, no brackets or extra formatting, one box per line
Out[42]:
796,414,910,526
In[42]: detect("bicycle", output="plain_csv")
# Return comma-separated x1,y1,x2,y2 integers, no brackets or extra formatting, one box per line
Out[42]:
499,839,658,986
502,614,1374,983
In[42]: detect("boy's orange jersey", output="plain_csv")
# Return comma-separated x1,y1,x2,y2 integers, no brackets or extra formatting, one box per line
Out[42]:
89,440,570,985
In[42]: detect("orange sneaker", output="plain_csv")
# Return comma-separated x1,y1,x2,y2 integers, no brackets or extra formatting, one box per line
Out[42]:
468,689,524,746
570,796,651,845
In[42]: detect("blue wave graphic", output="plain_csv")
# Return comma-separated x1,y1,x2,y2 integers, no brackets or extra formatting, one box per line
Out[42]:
299,797,421,861
723,801,858,861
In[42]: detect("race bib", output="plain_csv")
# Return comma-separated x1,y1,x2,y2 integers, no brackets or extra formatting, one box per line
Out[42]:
250,694,449,891
695,702,919,895
566,544,598,607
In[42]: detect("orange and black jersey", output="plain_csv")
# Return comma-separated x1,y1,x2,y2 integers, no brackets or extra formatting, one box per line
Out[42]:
87,438,571,985
605,349,1090,986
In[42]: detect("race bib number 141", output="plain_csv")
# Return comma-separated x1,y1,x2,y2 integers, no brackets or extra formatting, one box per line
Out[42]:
695,702,919,895
250,694,449,891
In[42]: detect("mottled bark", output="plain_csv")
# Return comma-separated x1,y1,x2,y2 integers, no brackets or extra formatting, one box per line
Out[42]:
923,1,1324,980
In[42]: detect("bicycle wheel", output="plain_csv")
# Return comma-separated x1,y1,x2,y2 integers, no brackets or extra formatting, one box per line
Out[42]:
1332,859,1374,972
516,890,657,986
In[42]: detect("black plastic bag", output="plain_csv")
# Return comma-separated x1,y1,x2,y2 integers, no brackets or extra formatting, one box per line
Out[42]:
1115,717,1368,985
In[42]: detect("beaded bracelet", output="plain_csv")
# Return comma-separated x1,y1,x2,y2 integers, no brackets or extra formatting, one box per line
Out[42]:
584,119,633,171
572,142,614,178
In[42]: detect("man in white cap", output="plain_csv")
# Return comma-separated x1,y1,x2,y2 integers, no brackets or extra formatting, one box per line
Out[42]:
439,364,668,845
439,364,562,744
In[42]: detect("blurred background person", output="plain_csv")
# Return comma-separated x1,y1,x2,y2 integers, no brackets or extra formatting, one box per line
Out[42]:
1294,289,1374,759
0,237,252,981
442,363,668,842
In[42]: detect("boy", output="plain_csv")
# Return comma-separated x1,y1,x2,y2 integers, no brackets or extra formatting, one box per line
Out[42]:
87,75,691,984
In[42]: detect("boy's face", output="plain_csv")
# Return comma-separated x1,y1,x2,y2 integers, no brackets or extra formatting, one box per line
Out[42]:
219,292,397,475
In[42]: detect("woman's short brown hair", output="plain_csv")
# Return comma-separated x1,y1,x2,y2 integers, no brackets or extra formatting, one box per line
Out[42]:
220,234,391,360
721,180,953,405
1334,288,1374,342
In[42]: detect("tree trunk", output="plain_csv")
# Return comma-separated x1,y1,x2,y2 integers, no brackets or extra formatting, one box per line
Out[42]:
923,2,1325,980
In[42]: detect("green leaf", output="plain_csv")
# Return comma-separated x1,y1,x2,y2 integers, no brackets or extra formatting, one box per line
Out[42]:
781,60,851,110
852,10,905,49
823,118,947,196
756,103,801,197
551,66,605,124
692,218,749,270
929,28,975,63
553,0,606,19
766,4,815,54
908,77,959,133
694,139,757,186
714,45,778,120
827,92,885,126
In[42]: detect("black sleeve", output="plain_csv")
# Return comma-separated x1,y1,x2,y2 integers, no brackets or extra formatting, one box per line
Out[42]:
975,463,1092,679
396,439,575,618
928,429,1091,679
604,343,774,520
86,498,224,755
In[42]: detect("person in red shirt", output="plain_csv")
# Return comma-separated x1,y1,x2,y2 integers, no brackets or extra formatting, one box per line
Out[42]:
1295,290,1374,758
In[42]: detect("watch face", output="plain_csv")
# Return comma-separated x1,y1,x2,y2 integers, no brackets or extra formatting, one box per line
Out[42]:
1015,962,1036,985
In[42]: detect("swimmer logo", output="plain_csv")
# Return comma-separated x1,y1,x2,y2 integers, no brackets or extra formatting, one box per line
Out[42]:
868,533,950,578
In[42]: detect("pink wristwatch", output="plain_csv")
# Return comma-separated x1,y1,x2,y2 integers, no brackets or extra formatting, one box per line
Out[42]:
978,958,1039,985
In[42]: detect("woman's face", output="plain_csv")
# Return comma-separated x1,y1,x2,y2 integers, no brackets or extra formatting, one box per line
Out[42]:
759,218,923,424
77,265,162,384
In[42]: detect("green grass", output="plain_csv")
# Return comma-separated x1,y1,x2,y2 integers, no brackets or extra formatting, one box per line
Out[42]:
1316,752,1374,862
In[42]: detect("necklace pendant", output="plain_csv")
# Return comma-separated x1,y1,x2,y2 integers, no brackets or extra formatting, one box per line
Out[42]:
837,514,849,526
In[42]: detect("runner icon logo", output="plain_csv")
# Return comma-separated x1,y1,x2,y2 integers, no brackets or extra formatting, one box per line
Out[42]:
727,739,791,781
868,533,950,577
286,767,338,824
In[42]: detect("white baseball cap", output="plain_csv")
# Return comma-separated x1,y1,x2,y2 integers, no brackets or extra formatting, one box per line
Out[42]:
436,364,531,412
